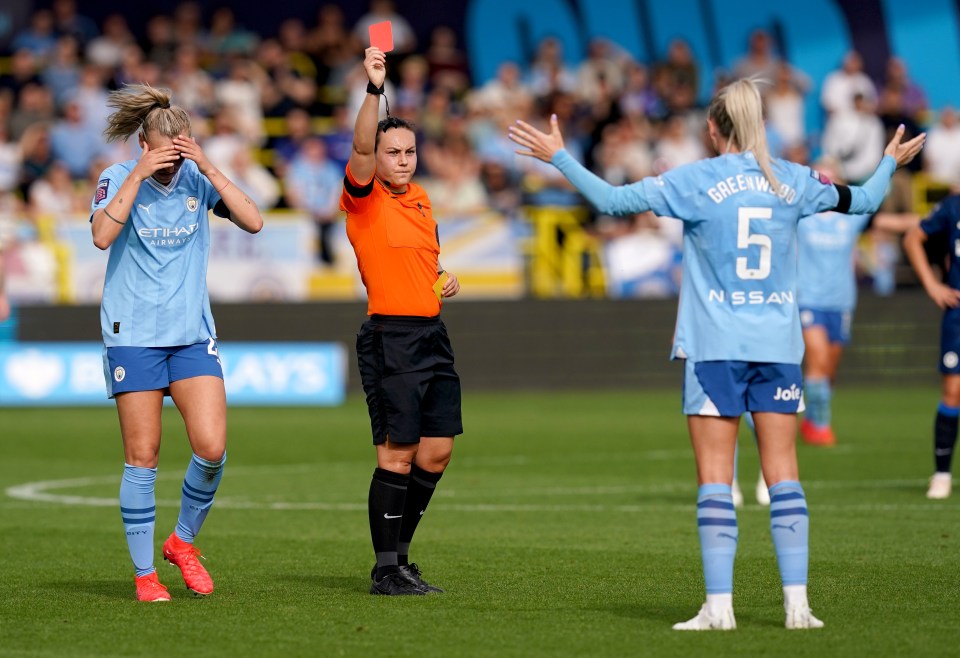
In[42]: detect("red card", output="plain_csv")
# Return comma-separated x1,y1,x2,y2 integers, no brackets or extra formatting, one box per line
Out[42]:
369,20,394,52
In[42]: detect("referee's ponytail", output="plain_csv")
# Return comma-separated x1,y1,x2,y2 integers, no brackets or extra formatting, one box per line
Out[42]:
708,78,782,196
103,84,192,143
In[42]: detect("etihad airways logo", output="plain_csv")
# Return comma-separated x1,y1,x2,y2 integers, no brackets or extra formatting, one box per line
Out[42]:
138,223,199,246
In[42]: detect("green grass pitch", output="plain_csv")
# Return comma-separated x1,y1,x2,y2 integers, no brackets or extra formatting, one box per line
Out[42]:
1,387,956,657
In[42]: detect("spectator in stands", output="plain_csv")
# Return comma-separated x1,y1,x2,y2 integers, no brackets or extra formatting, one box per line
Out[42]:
306,3,355,89
11,9,58,61
257,37,318,118
50,98,106,179
472,61,534,119
619,60,666,122
420,117,489,218
732,29,780,81
270,107,313,178
214,57,267,144
923,107,960,188
577,38,627,105
28,160,86,217
424,25,471,98
0,49,43,108
220,147,280,212
9,82,54,141
52,0,99,48
70,64,111,135
42,35,82,109
353,0,418,56
527,36,577,100
654,112,706,172
881,57,927,120
657,38,699,108
162,44,214,120
201,106,250,172
0,122,21,198
284,137,342,265
395,55,430,116
86,14,135,70
207,7,259,58
143,14,178,70
18,122,54,200
765,61,807,149
172,1,208,51
822,92,885,184
821,51,877,115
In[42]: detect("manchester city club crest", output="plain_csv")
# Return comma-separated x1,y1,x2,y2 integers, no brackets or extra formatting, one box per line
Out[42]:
186,196,199,212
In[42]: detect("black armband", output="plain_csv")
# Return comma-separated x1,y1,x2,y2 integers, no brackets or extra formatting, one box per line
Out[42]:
366,81,385,95
833,184,852,214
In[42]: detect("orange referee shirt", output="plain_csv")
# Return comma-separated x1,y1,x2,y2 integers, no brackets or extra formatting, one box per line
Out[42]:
341,163,442,317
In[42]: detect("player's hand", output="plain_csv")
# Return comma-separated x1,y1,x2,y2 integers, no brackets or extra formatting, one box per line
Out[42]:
364,47,387,88
173,135,213,174
884,124,926,168
132,141,181,180
926,281,960,309
442,271,460,298
509,114,565,163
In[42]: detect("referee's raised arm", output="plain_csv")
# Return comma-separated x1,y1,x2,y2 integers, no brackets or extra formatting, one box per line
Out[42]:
348,47,387,185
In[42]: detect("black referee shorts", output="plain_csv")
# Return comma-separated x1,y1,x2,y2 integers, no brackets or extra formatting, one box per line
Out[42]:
356,314,463,445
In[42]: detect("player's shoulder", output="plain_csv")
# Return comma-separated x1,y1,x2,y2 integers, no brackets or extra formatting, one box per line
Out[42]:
100,159,136,180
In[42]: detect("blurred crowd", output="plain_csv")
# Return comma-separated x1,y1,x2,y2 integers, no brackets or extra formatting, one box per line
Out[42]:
0,0,956,286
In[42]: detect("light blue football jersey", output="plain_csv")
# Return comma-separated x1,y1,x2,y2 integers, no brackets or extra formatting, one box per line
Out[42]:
796,211,872,312
640,153,840,364
91,159,224,347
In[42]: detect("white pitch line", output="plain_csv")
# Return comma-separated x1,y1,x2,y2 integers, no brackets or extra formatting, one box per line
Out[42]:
4,470,956,513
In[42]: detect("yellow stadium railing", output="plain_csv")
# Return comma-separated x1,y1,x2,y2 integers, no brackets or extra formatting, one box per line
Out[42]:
523,206,606,298
911,171,953,216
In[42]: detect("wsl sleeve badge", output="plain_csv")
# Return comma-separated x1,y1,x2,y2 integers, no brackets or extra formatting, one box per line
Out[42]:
95,178,109,205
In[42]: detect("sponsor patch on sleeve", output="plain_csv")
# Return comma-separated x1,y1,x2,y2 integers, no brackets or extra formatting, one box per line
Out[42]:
810,169,832,186
95,178,109,204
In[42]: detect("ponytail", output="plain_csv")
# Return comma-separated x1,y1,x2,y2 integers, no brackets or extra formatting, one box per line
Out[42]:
708,78,781,195
103,83,192,143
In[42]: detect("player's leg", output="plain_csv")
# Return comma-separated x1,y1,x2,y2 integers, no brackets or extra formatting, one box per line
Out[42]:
800,321,835,446
116,390,168,601
928,373,960,499
673,414,739,631
750,361,823,629
743,412,770,505
106,345,170,601
162,341,227,596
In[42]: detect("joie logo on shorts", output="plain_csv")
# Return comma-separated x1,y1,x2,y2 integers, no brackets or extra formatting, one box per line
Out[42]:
114,366,126,382
774,384,801,401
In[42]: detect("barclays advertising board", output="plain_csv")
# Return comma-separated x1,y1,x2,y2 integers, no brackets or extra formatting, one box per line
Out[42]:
0,342,347,406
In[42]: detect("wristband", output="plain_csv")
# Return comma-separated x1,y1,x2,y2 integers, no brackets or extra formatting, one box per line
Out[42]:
366,81,385,95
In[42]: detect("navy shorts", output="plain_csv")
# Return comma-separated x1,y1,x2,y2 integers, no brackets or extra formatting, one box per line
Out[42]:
103,338,223,398
940,307,960,374
356,315,463,444
682,359,805,417
799,307,852,345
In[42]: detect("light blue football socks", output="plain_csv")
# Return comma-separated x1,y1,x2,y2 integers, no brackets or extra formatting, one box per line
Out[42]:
769,480,809,586
120,464,157,577
175,453,226,543
697,483,738,594
803,378,831,428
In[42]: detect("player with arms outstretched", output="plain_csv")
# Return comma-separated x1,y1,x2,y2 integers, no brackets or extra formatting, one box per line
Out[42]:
510,78,924,629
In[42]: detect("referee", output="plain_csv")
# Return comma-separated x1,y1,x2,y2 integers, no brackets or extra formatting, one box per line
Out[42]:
341,46,463,596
